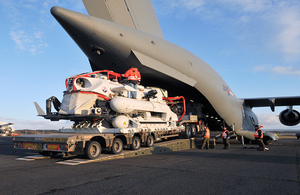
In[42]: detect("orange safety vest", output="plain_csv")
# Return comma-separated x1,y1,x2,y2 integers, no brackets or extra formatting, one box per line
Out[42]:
222,130,229,138
124,68,141,81
204,129,210,138
254,129,263,139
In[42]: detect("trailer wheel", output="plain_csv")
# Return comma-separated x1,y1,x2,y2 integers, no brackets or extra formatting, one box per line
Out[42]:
146,134,154,147
130,136,141,150
111,138,123,154
191,125,196,137
185,125,192,139
84,141,101,159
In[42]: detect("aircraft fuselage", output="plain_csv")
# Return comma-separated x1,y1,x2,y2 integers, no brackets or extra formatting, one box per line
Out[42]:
51,6,258,139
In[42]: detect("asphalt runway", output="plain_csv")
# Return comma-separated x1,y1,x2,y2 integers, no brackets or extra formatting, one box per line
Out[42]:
0,136,299,195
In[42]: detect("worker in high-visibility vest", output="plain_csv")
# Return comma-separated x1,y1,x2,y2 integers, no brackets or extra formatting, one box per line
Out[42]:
254,125,265,151
201,126,210,149
123,67,141,99
222,127,230,149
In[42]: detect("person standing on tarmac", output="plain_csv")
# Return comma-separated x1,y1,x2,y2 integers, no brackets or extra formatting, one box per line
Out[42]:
123,67,141,99
201,127,210,149
222,127,230,149
254,125,265,151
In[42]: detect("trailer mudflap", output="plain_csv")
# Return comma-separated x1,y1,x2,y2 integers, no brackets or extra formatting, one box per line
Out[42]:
74,141,84,155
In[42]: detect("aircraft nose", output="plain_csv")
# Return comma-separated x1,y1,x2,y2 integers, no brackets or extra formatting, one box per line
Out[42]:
51,6,95,38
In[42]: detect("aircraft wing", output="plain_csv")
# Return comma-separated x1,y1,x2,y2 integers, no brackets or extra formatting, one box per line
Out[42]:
0,123,14,128
243,96,300,111
82,0,164,39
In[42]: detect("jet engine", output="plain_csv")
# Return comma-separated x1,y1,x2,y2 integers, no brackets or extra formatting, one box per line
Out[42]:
279,106,300,126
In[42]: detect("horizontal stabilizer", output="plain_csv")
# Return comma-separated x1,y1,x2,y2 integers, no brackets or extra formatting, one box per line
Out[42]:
34,102,46,116
243,96,300,111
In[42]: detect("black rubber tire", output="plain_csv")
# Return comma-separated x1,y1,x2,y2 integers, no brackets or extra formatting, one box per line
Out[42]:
146,134,154,147
185,125,192,139
84,141,101,159
111,138,123,154
130,136,141,150
191,125,196,137
263,139,271,145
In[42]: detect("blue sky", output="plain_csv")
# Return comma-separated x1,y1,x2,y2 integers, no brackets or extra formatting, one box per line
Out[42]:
1,0,300,130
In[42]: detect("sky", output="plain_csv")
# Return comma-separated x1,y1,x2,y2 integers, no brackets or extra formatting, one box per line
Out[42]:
1,0,300,130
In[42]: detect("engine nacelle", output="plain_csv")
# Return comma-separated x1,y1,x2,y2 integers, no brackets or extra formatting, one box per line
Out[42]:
279,108,300,126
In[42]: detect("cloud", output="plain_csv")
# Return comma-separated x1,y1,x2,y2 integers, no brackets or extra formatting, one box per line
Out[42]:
159,0,300,62
179,0,205,11
253,65,270,72
156,0,213,20
0,116,72,130
160,0,271,21
2,1,48,54
271,66,300,76
274,8,300,61
253,65,300,76
2,0,84,55
9,29,47,54
166,0,205,11
256,113,282,129
256,111,300,130
220,0,272,12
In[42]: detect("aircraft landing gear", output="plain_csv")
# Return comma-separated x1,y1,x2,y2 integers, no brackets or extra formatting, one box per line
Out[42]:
241,135,247,148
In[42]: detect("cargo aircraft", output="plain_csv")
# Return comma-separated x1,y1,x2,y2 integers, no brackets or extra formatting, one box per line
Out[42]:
49,0,300,143
0,122,15,136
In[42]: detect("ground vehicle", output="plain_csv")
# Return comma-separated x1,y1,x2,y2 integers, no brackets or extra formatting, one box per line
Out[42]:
14,70,201,159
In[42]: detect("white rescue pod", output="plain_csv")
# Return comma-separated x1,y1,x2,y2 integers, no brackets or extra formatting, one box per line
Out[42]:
39,70,185,134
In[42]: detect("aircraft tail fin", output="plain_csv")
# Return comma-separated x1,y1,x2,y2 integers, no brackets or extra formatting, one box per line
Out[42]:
82,0,164,39
34,102,46,116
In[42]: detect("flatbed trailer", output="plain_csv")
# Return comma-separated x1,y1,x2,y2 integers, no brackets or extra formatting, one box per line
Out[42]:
14,70,204,159
13,124,200,159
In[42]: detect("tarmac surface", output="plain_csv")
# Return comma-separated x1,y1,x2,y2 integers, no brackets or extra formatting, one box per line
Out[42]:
0,136,299,195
